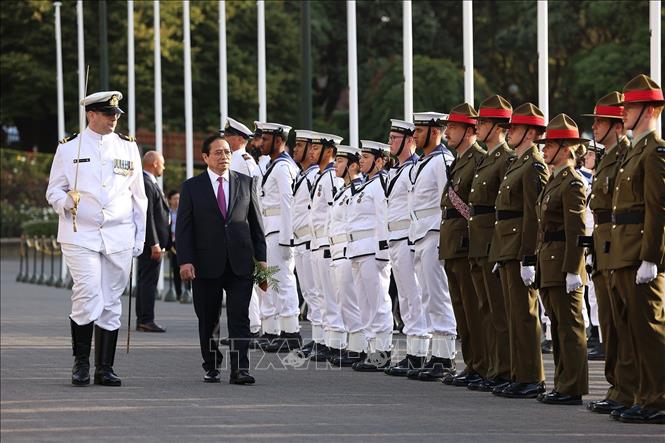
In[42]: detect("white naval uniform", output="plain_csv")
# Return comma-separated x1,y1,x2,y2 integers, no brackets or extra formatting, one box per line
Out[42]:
230,147,262,334
291,164,325,343
386,154,429,357
46,127,147,331
329,178,365,353
259,152,299,334
407,144,457,359
347,171,393,353
309,163,345,350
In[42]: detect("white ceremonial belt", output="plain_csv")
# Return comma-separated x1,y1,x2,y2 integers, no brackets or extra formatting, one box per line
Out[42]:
410,207,440,221
293,226,312,239
347,229,374,242
388,219,411,232
313,227,327,239
262,206,281,217
329,234,348,245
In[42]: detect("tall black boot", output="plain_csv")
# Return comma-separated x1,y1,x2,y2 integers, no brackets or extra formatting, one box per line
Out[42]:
70,318,93,386
94,325,122,386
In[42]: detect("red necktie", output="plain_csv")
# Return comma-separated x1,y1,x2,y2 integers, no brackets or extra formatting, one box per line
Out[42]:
217,176,227,218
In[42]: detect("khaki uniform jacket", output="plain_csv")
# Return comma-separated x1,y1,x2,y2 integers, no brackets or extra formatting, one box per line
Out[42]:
489,145,549,264
536,165,588,288
468,141,515,259
589,137,629,272
609,131,665,270
439,142,486,260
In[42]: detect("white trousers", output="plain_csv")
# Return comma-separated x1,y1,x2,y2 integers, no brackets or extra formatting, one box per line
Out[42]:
331,257,364,334
261,234,299,334
62,243,132,331
413,231,456,336
389,239,428,338
351,255,393,349
312,246,346,348
293,244,324,327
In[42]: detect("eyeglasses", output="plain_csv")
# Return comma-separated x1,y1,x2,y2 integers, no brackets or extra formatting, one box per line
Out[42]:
207,150,231,158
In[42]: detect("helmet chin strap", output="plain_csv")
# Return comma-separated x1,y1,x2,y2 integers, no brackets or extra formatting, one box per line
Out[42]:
628,104,647,131
513,126,528,150
450,126,470,151
395,132,409,159
482,121,496,144
546,140,565,166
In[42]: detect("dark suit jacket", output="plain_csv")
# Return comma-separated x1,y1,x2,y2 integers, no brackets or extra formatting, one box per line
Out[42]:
142,172,171,255
176,170,266,278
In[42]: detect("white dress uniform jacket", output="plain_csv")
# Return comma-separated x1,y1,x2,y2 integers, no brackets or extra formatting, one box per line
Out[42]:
230,147,259,178
387,154,418,242
46,127,147,254
292,165,319,246
309,163,344,250
346,171,390,260
259,152,298,246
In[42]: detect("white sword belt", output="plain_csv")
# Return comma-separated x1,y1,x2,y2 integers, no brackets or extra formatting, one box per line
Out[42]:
410,207,440,221
293,226,312,239
347,229,374,242
261,206,281,217
387,219,411,232
329,234,348,245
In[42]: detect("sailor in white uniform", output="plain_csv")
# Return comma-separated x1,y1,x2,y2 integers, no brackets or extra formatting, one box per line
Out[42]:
407,112,457,381
347,140,393,372
46,91,147,387
254,122,301,352
382,119,430,376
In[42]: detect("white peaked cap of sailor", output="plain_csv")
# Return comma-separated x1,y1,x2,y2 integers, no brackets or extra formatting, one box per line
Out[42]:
360,140,391,154
390,119,416,133
225,117,253,137
80,90,123,106
313,132,344,145
413,111,448,125
294,130,318,140
254,121,292,136
336,145,361,156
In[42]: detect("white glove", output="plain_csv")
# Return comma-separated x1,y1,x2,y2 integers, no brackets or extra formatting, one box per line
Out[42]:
585,254,593,267
636,261,658,285
520,264,536,287
491,263,500,274
132,245,143,257
565,273,583,294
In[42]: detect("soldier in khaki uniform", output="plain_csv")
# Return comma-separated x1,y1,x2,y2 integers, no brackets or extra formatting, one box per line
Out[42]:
439,104,487,387
608,74,665,425
534,114,589,406
581,92,638,415
489,103,549,399
466,95,515,392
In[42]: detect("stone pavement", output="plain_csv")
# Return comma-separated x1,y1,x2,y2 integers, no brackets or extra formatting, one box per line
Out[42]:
1,259,661,442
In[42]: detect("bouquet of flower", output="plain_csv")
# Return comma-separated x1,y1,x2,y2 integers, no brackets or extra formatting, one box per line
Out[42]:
253,260,280,292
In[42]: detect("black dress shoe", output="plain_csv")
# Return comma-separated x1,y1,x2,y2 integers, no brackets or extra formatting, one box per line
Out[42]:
353,352,391,372
469,377,510,392
541,339,553,354
611,405,634,421
255,333,278,349
298,340,316,357
263,332,302,353
418,357,455,381
326,347,345,364
309,343,331,362
451,371,483,387
619,406,665,424
203,369,221,383
586,399,623,414
219,337,231,346
385,355,425,377
537,389,557,402
539,391,583,405
136,322,166,333
229,369,255,385
248,332,262,349
332,351,365,367
587,345,605,361
499,381,546,398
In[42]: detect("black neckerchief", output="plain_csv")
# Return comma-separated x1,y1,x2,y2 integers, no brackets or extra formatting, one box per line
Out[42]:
292,164,318,195
355,170,387,194
409,144,447,185
309,162,335,200
386,153,418,197
262,152,294,188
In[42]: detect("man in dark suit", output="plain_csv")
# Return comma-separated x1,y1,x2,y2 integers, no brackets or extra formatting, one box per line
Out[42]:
135,151,170,333
177,135,267,384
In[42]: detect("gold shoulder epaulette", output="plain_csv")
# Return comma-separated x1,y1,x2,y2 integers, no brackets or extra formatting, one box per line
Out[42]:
117,133,136,142
59,133,78,144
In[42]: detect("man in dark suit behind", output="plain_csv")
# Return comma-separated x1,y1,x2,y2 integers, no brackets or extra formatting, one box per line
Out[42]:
176,135,266,384
135,151,170,333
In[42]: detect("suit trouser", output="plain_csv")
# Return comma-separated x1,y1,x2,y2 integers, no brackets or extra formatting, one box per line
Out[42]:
446,257,487,376
261,234,299,334
61,244,132,331
469,257,510,380
294,244,324,340
312,245,346,349
594,269,637,406
351,255,393,352
168,251,182,297
192,261,252,372
136,253,161,324
331,253,364,352
541,285,589,396
499,260,544,383
610,267,665,410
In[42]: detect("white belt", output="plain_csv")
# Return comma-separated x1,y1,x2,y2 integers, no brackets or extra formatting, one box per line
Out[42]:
313,227,327,239
329,234,347,245
347,229,374,242
293,226,312,239
410,207,440,221
388,219,410,232
262,206,280,217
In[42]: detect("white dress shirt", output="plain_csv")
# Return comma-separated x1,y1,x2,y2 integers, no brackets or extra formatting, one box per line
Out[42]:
207,168,230,213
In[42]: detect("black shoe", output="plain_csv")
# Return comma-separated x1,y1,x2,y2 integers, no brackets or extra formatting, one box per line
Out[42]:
353,351,391,372
309,343,331,362
203,369,221,383
255,333,279,350
539,391,582,405
263,332,302,353
498,381,545,398
326,347,345,364
332,350,365,367
385,355,425,377
587,399,624,414
248,332,262,349
136,322,166,333
611,405,634,421
469,377,510,392
219,337,231,346
298,340,316,357
451,371,482,387
229,369,255,385
587,345,605,361
619,405,665,424
541,339,553,354
537,389,556,402
70,319,93,386
418,357,455,381
93,326,121,386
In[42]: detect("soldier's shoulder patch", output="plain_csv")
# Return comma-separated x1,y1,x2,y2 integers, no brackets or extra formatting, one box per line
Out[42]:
533,162,546,172
117,133,136,142
59,133,78,144
569,179,585,188
242,153,251,160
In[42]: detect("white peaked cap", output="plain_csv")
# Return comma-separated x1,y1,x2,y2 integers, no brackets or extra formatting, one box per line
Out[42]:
224,117,253,137
294,130,318,140
390,119,416,133
360,140,391,154
413,111,448,125
254,121,292,136
336,145,361,157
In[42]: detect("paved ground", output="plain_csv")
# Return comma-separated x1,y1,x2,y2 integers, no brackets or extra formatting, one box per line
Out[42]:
1,259,661,442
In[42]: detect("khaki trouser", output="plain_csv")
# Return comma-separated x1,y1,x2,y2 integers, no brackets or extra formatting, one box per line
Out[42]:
610,267,665,410
499,260,544,383
469,257,510,380
593,270,637,406
445,257,487,377
541,285,589,396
